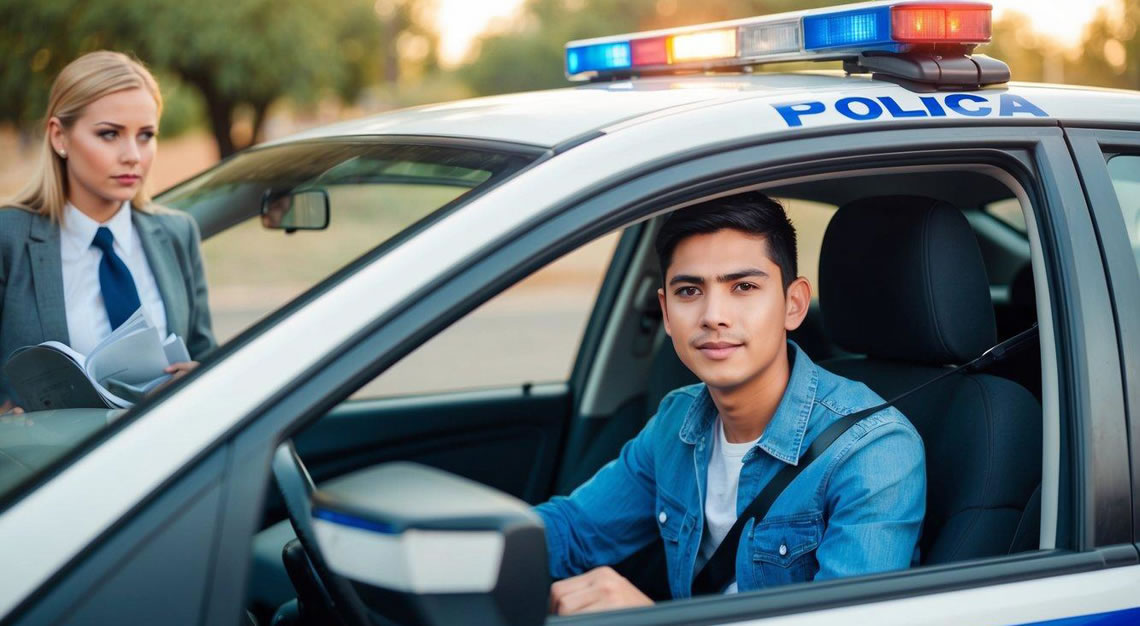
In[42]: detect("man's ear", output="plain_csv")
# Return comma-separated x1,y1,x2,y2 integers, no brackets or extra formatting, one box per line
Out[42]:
657,287,673,337
784,277,812,332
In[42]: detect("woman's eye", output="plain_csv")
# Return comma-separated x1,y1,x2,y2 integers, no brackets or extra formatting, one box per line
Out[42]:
139,131,155,142
98,130,117,140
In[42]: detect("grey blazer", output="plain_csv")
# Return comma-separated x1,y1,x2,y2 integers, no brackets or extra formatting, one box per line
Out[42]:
0,206,216,405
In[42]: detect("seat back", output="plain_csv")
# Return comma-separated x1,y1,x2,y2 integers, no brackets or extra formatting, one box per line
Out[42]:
819,196,1042,563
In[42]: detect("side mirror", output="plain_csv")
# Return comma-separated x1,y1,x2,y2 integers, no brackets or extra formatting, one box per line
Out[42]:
310,462,549,626
261,189,330,232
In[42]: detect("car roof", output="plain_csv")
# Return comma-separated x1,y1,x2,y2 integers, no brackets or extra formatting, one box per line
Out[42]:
263,72,1140,150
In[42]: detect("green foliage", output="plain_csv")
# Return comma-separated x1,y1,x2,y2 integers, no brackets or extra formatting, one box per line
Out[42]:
156,73,206,139
0,0,438,156
459,0,857,96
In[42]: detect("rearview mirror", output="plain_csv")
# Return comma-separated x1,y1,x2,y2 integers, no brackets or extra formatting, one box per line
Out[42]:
261,189,330,232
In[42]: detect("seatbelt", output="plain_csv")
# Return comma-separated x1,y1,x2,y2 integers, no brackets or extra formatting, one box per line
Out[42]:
690,324,1039,595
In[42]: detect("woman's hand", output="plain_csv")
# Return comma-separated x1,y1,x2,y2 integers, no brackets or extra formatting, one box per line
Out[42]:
0,400,24,416
148,361,201,397
164,361,200,382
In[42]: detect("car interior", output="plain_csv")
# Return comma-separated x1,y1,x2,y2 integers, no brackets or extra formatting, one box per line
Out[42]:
240,165,1050,624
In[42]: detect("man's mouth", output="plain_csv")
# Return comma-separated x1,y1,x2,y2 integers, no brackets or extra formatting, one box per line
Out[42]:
696,341,743,360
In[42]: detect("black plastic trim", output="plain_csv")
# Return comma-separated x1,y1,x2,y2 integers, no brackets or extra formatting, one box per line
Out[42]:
1063,127,1140,544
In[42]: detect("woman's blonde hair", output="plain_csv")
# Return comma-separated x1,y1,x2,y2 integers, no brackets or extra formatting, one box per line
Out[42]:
8,50,163,222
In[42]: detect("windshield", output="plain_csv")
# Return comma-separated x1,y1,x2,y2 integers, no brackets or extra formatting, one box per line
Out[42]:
0,138,536,507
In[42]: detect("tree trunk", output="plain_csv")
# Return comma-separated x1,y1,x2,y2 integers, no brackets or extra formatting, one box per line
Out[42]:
249,99,272,148
187,75,237,158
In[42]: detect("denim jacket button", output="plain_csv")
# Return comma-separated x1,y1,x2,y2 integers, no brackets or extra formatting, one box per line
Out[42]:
778,543,788,556
659,510,668,524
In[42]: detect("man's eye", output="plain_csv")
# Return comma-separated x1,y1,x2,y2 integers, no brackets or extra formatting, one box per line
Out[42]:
735,282,757,292
675,286,700,297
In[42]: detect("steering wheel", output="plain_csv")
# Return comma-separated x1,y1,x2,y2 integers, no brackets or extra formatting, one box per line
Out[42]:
272,442,374,626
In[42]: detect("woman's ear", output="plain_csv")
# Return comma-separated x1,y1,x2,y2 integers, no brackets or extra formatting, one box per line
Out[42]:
48,117,67,156
784,277,812,332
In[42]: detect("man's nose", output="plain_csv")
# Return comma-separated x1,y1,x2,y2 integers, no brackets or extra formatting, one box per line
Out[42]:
700,290,732,329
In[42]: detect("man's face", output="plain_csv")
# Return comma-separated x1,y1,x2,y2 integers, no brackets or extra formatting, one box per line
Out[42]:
658,228,809,392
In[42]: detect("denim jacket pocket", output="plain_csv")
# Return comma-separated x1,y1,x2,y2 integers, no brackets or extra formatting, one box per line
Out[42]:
750,511,823,588
654,489,693,543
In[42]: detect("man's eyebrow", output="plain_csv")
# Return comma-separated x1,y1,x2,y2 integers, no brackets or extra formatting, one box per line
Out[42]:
717,268,769,282
668,274,705,286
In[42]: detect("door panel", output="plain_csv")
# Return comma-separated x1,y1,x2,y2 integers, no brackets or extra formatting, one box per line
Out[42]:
292,383,571,506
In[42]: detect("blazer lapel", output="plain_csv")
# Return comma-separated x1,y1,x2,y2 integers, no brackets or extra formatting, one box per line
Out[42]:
27,215,69,344
134,212,188,338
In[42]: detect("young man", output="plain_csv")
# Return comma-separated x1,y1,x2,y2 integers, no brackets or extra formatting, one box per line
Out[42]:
537,192,926,615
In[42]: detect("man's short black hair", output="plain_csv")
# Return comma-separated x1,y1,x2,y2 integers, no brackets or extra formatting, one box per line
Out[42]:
655,192,798,290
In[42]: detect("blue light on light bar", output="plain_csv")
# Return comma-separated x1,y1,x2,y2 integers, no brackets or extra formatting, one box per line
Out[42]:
566,42,632,75
803,6,895,51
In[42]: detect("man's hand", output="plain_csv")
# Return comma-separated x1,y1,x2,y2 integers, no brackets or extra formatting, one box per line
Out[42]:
549,566,653,616
0,400,23,416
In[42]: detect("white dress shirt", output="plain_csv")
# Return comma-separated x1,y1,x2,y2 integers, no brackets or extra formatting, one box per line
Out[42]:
60,202,168,356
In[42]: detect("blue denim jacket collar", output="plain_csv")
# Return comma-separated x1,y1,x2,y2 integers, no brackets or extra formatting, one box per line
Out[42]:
677,341,819,466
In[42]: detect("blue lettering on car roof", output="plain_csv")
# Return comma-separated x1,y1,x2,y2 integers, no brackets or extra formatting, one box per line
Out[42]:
773,93,1047,127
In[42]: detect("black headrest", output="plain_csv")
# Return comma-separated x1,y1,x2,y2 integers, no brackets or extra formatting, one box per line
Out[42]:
820,196,996,365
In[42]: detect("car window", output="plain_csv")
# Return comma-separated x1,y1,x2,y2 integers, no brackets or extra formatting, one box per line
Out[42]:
353,232,620,398
1106,154,1140,277
777,197,837,294
159,141,535,344
985,197,1027,233
0,141,536,507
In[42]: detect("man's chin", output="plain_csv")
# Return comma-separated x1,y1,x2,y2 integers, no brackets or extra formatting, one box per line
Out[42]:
690,367,751,392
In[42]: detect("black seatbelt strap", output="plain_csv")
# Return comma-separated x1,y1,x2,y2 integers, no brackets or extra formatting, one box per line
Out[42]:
691,324,1038,595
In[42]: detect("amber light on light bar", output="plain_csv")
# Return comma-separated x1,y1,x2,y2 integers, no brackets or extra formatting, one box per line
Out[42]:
668,29,738,63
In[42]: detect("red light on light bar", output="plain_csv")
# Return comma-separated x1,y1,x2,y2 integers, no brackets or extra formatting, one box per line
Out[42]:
632,37,668,66
891,4,991,42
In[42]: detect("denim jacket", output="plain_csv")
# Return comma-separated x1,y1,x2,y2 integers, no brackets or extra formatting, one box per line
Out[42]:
536,342,926,598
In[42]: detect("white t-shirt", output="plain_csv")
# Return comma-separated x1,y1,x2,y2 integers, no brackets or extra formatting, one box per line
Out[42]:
697,417,761,594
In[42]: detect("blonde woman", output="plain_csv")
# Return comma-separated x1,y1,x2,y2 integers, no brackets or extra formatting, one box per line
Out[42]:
0,51,215,413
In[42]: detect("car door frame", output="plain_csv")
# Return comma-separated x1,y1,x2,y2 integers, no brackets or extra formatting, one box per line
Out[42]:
1065,127,1140,546
193,122,1135,624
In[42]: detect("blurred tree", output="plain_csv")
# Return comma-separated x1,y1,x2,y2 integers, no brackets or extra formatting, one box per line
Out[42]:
1077,0,1138,91
977,11,1051,83
460,0,856,96
0,0,438,157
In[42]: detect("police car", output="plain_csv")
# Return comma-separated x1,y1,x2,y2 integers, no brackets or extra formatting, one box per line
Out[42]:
2,0,1139,624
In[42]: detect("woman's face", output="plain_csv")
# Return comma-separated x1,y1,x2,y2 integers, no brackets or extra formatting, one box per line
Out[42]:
51,88,158,216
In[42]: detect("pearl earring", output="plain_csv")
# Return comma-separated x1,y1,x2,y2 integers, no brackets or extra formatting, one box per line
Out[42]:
58,150,66,158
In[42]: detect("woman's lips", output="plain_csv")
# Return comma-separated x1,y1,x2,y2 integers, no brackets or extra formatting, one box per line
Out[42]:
112,175,140,186
697,342,742,360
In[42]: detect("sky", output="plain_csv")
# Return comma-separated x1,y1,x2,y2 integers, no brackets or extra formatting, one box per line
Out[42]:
432,0,1119,68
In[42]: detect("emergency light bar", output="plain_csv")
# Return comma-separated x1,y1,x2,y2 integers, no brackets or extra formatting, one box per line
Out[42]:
565,0,994,81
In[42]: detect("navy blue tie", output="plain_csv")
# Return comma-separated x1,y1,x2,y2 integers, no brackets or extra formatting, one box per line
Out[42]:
90,227,141,330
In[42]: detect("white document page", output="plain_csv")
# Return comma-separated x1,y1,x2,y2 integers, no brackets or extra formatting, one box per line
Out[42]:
86,326,170,386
